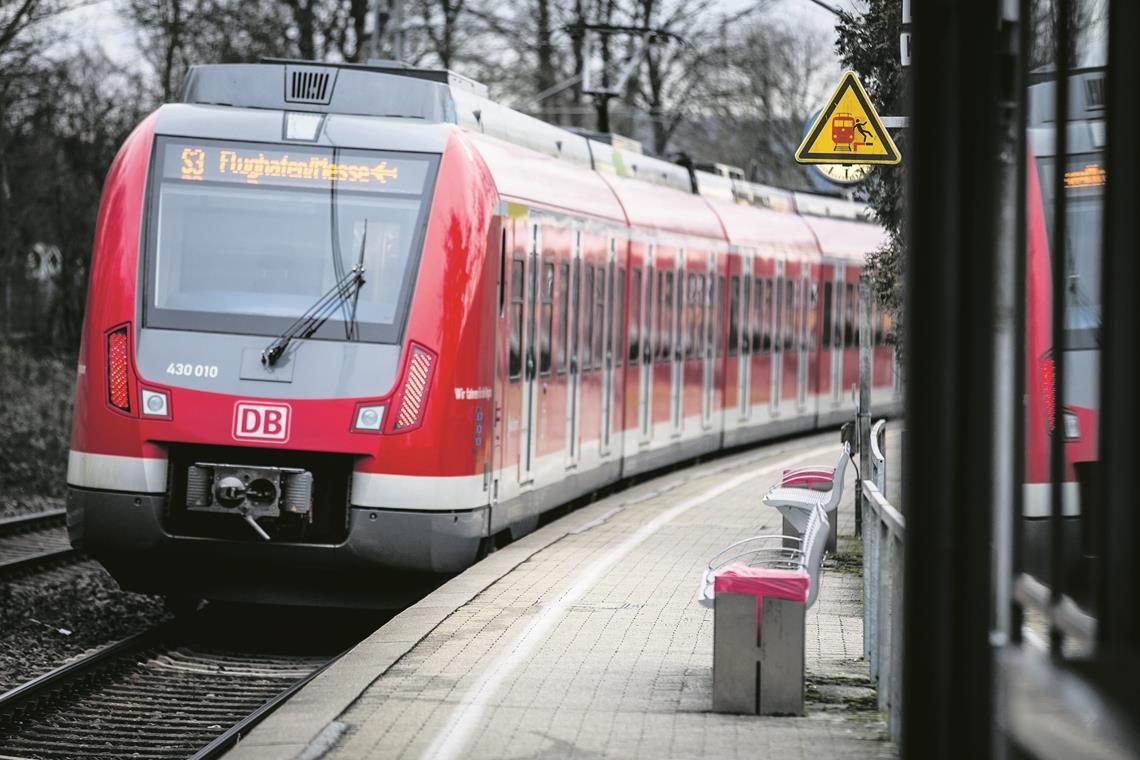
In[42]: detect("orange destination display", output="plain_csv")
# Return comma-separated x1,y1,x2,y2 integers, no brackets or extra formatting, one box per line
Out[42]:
161,139,430,193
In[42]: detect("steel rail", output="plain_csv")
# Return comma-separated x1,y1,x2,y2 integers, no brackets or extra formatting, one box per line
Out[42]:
191,652,342,760
0,622,173,717
0,508,67,536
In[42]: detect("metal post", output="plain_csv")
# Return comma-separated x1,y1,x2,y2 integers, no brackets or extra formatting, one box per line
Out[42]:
858,279,872,538
902,0,1000,756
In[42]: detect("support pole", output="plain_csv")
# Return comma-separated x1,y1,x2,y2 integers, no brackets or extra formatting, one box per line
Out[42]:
858,279,872,538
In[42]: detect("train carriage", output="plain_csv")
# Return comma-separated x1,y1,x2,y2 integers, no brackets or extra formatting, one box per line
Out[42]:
65,59,898,607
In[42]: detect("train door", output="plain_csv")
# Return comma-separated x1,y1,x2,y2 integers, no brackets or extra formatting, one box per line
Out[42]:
519,224,540,485
600,239,616,457
671,253,684,436
798,267,811,409
638,251,654,446
771,259,785,413
702,251,715,428
565,231,582,468
831,263,844,403
737,252,753,420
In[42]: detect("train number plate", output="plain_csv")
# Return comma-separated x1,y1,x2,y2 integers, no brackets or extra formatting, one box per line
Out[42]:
233,401,291,443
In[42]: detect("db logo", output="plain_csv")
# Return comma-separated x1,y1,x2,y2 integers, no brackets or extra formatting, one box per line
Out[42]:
233,402,291,442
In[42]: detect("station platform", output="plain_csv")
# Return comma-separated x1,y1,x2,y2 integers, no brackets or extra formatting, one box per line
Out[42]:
226,432,895,760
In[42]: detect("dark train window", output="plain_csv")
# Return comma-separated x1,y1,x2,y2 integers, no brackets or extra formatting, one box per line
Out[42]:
570,259,581,372
662,271,675,361
705,274,715,356
715,275,725,357
738,274,747,355
616,267,626,367
785,280,795,352
558,262,569,373
774,276,784,353
509,258,524,380
728,275,740,357
853,288,861,348
696,274,706,357
762,279,773,352
752,277,763,352
584,265,595,369
594,265,605,369
845,282,855,348
540,261,554,375
629,268,642,363
674,269,683,359
498,228,507,316
655,269,665,360
822,281,833,349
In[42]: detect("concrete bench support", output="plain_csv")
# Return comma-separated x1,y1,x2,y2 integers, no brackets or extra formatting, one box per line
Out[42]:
713,592,806,715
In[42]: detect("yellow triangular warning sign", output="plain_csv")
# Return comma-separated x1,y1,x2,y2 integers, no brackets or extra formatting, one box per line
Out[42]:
795,71,900,165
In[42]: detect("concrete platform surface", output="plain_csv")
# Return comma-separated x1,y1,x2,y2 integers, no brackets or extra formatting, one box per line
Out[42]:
226,432,894,760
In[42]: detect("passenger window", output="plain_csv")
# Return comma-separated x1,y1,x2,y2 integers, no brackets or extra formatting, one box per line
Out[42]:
785,280,795,352
558,262,569,373
540,261,554,375
704,274,714,356
570,259,581,370
728,275,740,356
594,266,605,369
509,258,524,380
752,277,762,352
774,276,784,353
629,268,642,363
741,275,751,354
845,282,855,348
584,265,595,369
498,228,507,316
822,281,833,349
616,267,626,367
715,275,725,357
663,271,675,361
656,269,666,360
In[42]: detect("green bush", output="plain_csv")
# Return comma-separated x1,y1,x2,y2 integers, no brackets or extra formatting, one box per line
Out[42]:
0,344,75,498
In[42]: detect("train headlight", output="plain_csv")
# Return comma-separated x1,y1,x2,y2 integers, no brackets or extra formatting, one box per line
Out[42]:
141,388,170,418
1063,411,1080,440
353,403,385,432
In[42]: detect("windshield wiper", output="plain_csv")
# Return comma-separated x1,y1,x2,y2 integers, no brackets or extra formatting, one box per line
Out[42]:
262,229,367,367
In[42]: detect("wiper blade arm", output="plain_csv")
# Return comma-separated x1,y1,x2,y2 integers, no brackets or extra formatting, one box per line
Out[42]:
262,267,366,367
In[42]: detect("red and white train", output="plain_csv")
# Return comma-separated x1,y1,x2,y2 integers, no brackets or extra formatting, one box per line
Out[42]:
66,60,898,607
1023,68,1104,586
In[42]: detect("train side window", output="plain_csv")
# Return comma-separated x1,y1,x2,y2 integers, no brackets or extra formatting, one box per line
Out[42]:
584,265,595,370
557,262,569,374
728,275,740,357
629,268,642,363
655,269,665,361
853,288,861,348
741,275,751,354
663,271,675,361
760,279,771,352
845,282,855,348
751,277,762,352
785,280,795,352
509,258,524,380
715,275,725,357
774,276,784,353
616,267,626,368
498,228,507,316
674,268,683,359
704,274,715,355
594,265,605,369
822,281,833,349
693,273,702,357
540,261,554,375
570,259,581,371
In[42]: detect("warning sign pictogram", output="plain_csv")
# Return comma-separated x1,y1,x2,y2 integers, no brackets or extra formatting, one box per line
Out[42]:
795,71,900,165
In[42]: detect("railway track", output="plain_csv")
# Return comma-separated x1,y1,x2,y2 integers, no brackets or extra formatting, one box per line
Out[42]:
0,605,364,759
0,509,81,580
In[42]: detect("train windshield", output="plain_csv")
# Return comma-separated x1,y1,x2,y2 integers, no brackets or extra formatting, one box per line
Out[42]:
1035,151,1103,350
144,137,438,344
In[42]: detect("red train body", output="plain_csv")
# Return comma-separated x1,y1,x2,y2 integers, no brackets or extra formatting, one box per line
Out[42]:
66,61,898,607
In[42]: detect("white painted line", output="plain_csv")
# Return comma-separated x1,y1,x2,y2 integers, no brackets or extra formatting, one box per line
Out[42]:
420,442,837,760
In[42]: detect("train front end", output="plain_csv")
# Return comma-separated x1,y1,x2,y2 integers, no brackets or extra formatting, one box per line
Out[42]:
66,62,500,607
